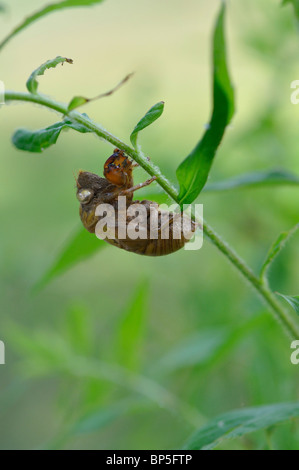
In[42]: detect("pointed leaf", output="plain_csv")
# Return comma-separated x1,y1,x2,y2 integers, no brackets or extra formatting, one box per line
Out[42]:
130,101,165,150
260,224,299,280
276,293,299,315
26,56,73,94
12,115,92,153
0,0,105,52
35,226,106,290
176,2,235,205
183,402,299,450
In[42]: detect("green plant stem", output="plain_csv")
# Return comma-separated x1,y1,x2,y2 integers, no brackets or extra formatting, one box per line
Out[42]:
202,223,299,338
4,90,299,339
5,91,177,198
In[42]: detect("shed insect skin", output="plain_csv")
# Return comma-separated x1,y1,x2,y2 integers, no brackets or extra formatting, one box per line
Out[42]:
76,148,197,256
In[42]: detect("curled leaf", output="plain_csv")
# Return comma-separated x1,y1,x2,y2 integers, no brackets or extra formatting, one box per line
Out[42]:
130,101,165,150
26,56,73,94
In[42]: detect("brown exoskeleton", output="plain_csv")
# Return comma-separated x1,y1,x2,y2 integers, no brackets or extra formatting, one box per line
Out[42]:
76,149,198,256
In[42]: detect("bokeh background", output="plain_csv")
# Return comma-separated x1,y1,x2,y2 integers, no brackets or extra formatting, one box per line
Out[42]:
0,0,299,450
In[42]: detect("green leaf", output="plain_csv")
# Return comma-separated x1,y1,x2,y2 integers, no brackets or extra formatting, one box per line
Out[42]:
204,169,299,192
115,281,149,371
260,224,299,280
182,402,299,450
176,2,235,205
0,4,6,13
12,115,92,153
282,0,299,20
26,56,73,94
130,101,165,150
68,96,88,111
0,0,105,51
276,293,299,315
68,73,133,111
35,226,106,290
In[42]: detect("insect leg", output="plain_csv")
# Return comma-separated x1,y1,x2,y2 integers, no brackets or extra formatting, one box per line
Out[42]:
119,176,157,196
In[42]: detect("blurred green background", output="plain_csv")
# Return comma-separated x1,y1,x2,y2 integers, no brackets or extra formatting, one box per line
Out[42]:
1,0,299,450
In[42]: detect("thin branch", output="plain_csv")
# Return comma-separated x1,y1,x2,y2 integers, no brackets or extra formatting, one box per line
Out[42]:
4,90,299,339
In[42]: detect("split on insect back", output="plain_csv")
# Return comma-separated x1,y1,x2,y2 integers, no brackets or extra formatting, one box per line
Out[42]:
76,149,203,256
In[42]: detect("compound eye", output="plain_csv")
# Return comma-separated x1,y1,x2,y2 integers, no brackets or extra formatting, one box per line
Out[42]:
77,188,94,204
